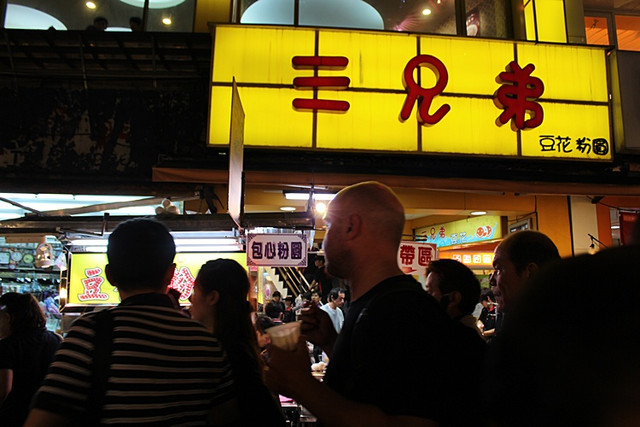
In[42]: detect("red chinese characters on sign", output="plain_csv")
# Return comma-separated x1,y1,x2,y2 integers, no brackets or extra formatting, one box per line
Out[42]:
78,267,109,301
289,53,549,132
292,56,350,112
398,242,437,275
400,55,451,125
169,266,196,300
494,61,545,130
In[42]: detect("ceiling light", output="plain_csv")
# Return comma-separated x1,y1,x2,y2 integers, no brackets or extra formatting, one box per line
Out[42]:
470,211,487,216
86,2,97,9
315,202,327,214
119,0,186,9
162,17,172,25
611,225,620,229
422,8,432,15
284,191,336,201
280,206,296,211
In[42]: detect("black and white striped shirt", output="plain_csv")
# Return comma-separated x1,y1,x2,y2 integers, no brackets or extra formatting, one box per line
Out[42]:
32,293,234,426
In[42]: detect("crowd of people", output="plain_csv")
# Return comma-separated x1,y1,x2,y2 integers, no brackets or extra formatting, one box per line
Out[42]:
1,181,638,426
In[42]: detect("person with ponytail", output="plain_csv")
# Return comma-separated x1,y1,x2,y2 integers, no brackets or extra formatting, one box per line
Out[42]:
190,259,286,426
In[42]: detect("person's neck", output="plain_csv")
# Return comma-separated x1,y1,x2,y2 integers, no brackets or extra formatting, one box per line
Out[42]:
118,287,167,301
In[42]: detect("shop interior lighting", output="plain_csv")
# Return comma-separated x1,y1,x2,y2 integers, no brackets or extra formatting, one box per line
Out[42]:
283,191,336,201
470,211,487,216
86,2,97,9
69,233,243,253
119,0,186,9
611,225,620,229
280,206,297,211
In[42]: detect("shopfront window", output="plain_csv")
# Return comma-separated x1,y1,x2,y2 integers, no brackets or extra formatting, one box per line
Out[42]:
3,0,195,32
584,0,640,51
237,0,513,38
584,14,611,46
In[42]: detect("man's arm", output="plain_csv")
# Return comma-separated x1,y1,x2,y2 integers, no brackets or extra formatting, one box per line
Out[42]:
265,339,437,427
23,408,70,427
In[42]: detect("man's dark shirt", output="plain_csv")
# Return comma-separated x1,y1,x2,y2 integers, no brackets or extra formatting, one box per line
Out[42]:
323,275,481,425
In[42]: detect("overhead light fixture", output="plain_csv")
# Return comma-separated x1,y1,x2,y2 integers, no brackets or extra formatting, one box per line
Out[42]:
69,234,243,253
162,17,172,25
315,202,327,214
422,8,432,15
283,191,336,201
119,0,186,9
280,206,296,212
86,1,97,9
470,211,487,216
611,225,620,229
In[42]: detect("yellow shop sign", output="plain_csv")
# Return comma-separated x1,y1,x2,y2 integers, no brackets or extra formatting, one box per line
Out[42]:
209,25,611,161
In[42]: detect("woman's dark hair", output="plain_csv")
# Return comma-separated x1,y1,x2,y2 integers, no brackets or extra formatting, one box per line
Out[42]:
0,292,46,333
196,259,262,369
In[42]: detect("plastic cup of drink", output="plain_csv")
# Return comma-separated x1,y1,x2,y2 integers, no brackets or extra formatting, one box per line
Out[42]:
267,321,301,351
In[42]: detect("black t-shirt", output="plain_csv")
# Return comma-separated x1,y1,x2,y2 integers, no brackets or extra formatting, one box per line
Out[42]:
323,275,482,424
313,267,332,301
0,329,62,426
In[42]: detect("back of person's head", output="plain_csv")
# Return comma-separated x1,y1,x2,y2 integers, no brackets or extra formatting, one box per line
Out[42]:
488,245,640,426
129,16,142,29
93,16,108,28
255,314,276,335
0,292,46,334
426,259,481,315
196,259,255,351
328,287,344,302
272,291,282,299
107,218,175,292
501,230,560,273
480,289,494,303
284,296,294,304
335,181,405,248
315,255,325,264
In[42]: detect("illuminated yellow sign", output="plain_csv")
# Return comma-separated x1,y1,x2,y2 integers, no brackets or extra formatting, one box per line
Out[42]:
209,25,611,161
439,251,495,267
415,215,504,248
68,252,246,305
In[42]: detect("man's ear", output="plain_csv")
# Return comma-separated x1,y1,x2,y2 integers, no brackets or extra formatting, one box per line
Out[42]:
523,262,539,280
207,290,220,307
449,291,462,307
105,264,115,286
345,213,361,238
162,263,177,287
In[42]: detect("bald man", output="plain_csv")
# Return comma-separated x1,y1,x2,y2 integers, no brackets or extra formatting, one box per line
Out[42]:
265,182,481,426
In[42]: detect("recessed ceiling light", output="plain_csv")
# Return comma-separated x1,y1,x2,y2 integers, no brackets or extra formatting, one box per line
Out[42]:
422,8,432,15
162,17,172,25
280,206,296,212
86,1,97,9
470,211,487,216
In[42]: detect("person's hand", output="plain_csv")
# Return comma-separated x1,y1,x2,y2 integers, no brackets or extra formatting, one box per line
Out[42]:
299,304,337,352
264,338,315,399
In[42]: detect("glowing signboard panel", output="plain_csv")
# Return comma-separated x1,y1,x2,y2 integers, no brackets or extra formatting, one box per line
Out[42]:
68,252,246,305
398,241,437,276
414,215,504,248
209,25,611,161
